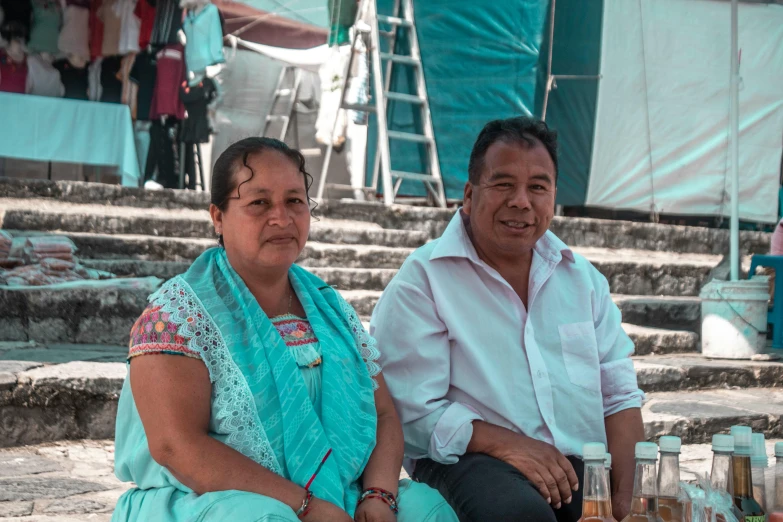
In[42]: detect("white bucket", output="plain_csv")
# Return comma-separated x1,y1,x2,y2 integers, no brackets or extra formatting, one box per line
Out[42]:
700,276,770,359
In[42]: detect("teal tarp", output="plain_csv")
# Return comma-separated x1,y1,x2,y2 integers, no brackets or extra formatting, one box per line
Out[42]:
368,0,550,199
235,0,329,27
535,0,603,207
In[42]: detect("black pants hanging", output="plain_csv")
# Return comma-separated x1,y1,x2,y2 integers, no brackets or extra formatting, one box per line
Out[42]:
146,119,180,188
413,453,585,522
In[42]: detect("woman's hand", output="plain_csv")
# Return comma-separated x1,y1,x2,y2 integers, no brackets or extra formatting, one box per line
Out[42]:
302,497,353,522
354,498,397,522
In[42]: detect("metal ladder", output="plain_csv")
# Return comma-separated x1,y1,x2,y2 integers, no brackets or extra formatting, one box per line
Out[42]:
263,66,303,143
315,0,446,207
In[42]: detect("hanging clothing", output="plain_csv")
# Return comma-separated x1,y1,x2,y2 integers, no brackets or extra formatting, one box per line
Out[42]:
88,0,103,60
57,1,90,61
0,0,33,42
88,57,102,100
100,54,123,103
179,77,216,143
28,0,62,55
149,44,185,119
135,0,155,49
99,0,121,57
26,54,64,97
129,49,157,120
134,120,152,180
120,53,137,117
53,57,89,100
0,51,28,93
149,0,182,46
117,0,140,54
111,250,454,522
145,117,180,188
182,2,224,74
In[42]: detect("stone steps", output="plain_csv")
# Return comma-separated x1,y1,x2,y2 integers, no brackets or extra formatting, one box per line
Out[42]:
4,357,783,447
0,180,772,255
1,205,429,249
0,280,702,351
2,231,730,297
0,276,703,351
642,387,783,444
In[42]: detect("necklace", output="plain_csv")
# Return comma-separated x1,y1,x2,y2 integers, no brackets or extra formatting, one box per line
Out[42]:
287,284,293,314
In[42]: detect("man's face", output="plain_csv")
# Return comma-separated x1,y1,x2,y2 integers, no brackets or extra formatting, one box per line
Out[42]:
463,139,557,260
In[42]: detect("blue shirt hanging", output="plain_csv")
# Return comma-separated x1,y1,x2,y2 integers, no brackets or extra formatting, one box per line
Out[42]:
182,3,225,74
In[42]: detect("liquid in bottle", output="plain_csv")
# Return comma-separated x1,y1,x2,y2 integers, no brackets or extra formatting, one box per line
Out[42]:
769,442,783,522
730,426,766,521
621,442,663,522
658,436,684,522
579,442,614,522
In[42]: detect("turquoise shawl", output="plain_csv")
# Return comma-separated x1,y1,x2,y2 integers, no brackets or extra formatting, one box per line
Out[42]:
147,248,379,514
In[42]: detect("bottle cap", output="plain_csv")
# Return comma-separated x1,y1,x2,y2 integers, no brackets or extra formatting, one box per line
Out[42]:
635,442,659,461
659,436,682,454
751,433,768,467
730,426,752,456
604,453,612,468
712,434,734,453
775,442,783,458
583,442,607,461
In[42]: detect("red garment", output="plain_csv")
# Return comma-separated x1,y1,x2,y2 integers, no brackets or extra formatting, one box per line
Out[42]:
89,0,104,60
0,52,28,94
135,0,156,49
149,44,186,119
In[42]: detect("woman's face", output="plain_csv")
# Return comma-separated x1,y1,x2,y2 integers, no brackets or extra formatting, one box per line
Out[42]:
210,149,311,275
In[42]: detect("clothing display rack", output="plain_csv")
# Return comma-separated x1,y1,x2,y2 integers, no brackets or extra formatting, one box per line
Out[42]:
315,0,446,207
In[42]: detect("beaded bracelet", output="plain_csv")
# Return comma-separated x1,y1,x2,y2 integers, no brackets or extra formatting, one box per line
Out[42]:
296,490,314,519
357,487,399,515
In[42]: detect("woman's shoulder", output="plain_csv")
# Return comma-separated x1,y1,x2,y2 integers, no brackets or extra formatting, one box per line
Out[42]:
128,304,202,361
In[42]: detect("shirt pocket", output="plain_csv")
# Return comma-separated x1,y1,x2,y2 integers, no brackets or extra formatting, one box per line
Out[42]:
558,321,601,392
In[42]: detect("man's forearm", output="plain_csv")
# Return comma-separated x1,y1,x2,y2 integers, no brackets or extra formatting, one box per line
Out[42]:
605,408,644,499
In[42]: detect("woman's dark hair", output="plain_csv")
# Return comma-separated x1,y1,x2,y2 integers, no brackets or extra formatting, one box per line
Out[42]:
467,116,558,185
211,137,315,246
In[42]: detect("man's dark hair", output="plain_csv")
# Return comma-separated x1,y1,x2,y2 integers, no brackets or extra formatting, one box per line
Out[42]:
467,116,558,185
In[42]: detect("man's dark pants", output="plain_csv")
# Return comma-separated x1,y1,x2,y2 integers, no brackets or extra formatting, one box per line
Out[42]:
413,453,585,522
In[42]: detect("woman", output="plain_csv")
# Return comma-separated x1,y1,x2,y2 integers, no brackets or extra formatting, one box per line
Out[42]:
111,138,458,522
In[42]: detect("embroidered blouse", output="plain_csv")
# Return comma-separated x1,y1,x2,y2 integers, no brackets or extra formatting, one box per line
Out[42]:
129,306,322,368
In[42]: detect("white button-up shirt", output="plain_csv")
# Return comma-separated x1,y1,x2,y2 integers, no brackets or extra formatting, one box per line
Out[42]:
370,212,644,464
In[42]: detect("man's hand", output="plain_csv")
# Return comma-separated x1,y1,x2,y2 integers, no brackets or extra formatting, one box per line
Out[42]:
354,498,396,522
468,421,579,509
611,493,631,522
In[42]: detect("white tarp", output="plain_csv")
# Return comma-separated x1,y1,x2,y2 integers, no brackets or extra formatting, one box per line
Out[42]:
587,0,783,223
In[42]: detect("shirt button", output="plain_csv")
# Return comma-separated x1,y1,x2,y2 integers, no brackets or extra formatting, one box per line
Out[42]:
537,370,544,379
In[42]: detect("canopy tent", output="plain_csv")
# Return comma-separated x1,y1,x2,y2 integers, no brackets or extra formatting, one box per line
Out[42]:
583,0,783,223
213,0,328,48
372,0,783,220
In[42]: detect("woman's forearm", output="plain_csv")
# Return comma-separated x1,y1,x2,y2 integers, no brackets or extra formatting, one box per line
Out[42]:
154,432,307,511
360,412,404,495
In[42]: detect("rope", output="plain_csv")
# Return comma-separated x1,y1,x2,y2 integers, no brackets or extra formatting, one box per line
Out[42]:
637,0,658,221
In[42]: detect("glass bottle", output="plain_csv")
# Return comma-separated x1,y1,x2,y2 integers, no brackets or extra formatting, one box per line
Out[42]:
769,442,783,522
730,426,766,521
710,434,739,522
621,442,664,522
658,436,684,522
752,433,769,512
579,442,614,522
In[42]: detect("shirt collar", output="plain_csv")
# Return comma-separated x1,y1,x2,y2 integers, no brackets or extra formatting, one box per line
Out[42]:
430,210,575,265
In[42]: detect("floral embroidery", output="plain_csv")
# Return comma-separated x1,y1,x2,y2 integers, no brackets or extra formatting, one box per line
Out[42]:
128,305,201,360
271,314,322,368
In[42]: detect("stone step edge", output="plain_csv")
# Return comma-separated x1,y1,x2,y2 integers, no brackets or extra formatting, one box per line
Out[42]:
3,360,783,447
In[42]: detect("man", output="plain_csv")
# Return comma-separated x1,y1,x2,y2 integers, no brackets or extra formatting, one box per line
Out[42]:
370,116,645,522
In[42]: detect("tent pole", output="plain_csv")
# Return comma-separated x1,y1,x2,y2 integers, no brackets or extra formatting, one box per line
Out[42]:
729,0,739,281
541,0,556,120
